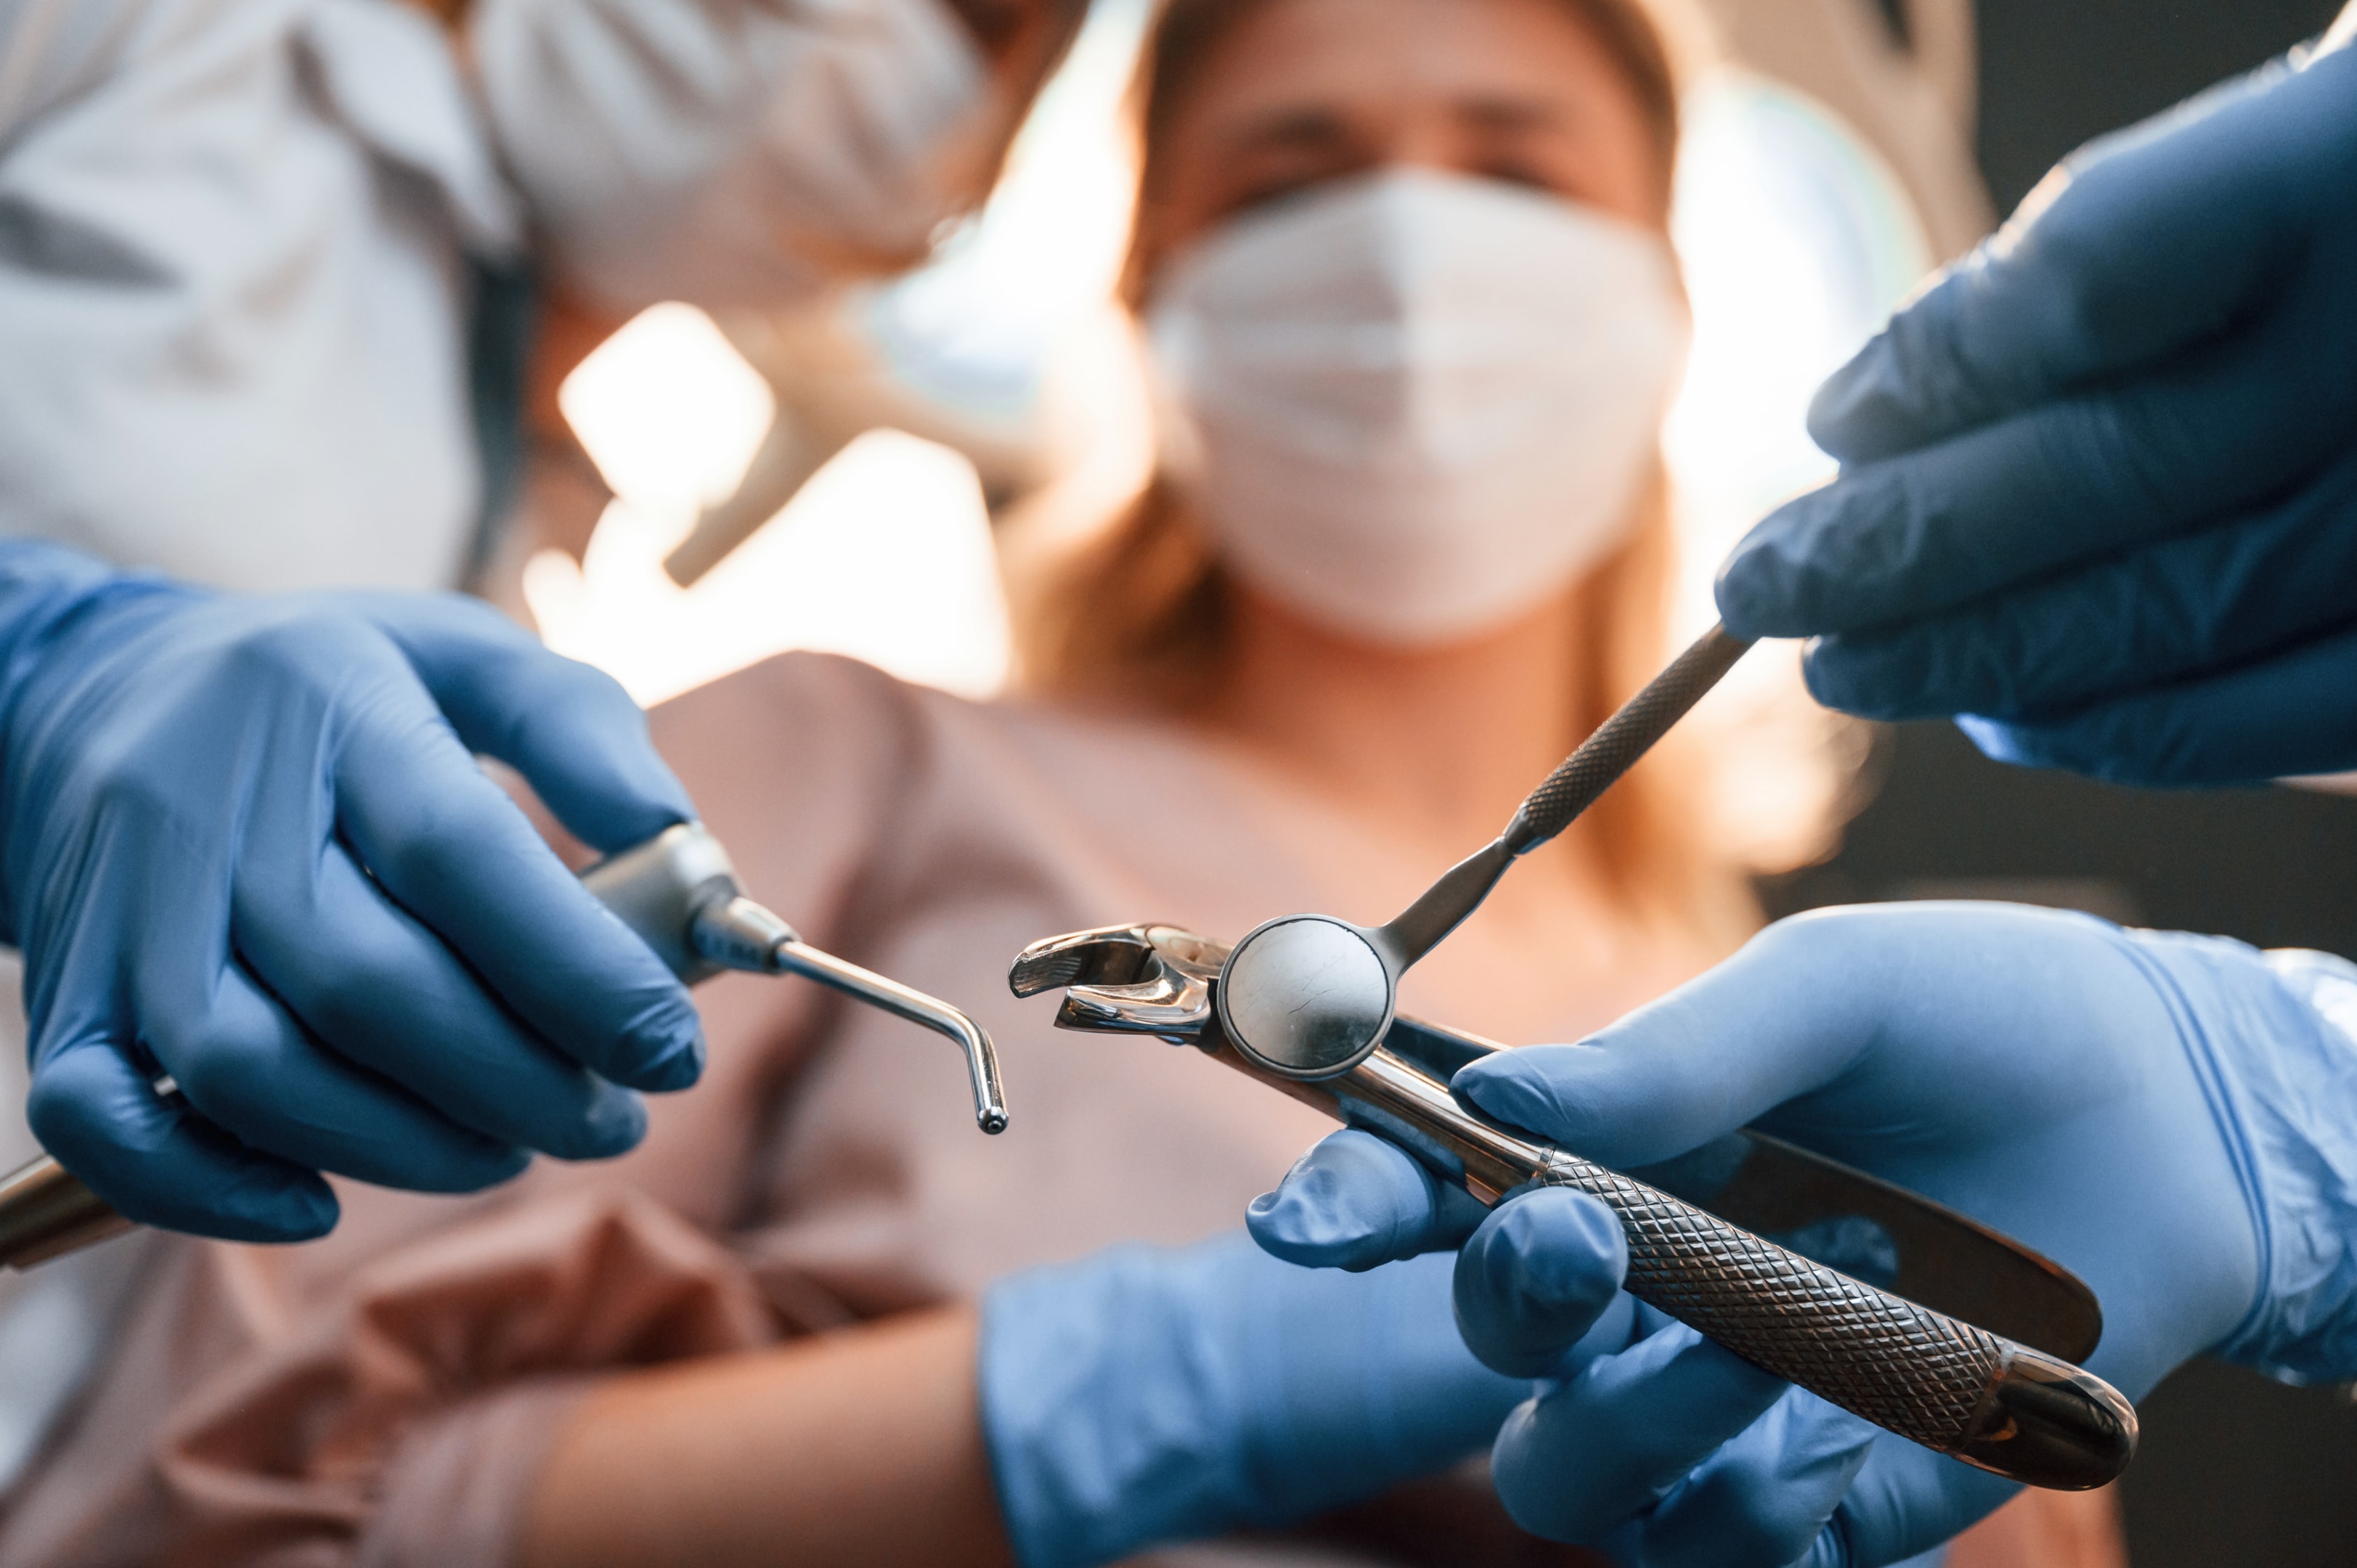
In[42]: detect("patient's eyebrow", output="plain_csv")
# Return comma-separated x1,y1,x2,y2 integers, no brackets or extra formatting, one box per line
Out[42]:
1217,106,1355,157
1453,93,1576,134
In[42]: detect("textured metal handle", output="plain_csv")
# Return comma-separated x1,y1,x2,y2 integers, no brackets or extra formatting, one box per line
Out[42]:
1536,1151,2136,1488
1503,624,1751,852
1380,626,1754,967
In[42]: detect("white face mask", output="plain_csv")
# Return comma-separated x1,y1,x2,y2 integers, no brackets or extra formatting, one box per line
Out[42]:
475,0,997,309
1146,168,1691,647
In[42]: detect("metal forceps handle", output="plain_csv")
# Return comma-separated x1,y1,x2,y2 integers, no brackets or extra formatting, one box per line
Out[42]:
1014,923,2138,1491
1277,1030,2131,1489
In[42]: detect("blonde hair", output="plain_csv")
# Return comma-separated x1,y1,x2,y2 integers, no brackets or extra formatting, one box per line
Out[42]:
1016,0,1755,939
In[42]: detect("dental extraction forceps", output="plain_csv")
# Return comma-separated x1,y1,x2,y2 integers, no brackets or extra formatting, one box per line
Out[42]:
0,822,1006,1270
1009,625,2140,1492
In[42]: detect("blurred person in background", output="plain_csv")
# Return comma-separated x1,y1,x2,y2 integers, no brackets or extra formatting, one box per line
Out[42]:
0,0,1078,592
0,0,1079,1503
0,0,2088,1564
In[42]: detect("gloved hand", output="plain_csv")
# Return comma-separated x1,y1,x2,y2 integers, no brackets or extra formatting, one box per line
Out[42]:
1253,903,2357,1564
0,542,704,1242
1716,27,2357,785
980,1228,1689,1568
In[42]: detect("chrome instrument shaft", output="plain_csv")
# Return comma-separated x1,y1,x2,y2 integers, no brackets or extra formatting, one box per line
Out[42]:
595,828,1006,1133
0,822,1006,1272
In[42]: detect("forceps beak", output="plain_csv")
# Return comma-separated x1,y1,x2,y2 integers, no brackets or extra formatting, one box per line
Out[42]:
1008,925,1221,1042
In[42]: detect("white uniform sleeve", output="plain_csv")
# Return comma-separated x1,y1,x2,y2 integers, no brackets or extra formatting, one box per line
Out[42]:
472,0,990,311
0,0,508,593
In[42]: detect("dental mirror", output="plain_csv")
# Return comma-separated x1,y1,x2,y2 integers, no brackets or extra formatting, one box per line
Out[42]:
1215,624,1752,1079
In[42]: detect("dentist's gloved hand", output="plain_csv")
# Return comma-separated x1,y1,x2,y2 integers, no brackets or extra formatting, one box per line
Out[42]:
0,542,704,1243
1717,28,2357,784
982,1229,1659,1568
1262,1171,1879,1568
1255,903,2357,1565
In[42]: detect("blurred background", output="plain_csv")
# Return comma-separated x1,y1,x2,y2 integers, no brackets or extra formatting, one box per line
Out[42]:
507,1,2356,1560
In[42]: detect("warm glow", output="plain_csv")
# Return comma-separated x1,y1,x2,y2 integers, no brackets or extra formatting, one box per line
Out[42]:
1666,69,1934,630
541,0,1154,707
558,303,776,515
526,428,1012,706
543,40,1935,875
1663,70,1934,871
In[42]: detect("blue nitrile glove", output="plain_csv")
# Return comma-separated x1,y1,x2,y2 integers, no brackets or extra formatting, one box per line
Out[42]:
980,1229,1642,1568
0,542,704,1242
1716,28,2357,785
1253,903,2357,1565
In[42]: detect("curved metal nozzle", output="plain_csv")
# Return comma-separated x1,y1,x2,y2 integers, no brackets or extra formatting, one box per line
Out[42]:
589,825,1009,1135
774,934,1009,1135
691,896,1008,1134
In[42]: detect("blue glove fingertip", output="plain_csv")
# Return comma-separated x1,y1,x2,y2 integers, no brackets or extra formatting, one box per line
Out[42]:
1711,523,1812,642
566,1082,651,1160
1626,1389,1878,1568
1451,1044,1610,1148
358,592,695,852
1713,480,1876,642
1490,1323,1793,1545
600,992,707,1093
1454,1188,1628,1377
1803,339,1900,455
1245,1129,1451,1270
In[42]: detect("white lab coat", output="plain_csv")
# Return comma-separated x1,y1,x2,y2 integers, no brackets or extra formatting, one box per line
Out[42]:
0,0,528,1485
0,8,471,1498
0,0,519,593
0,0,988,1494
475,0,989,313
0,0,982,594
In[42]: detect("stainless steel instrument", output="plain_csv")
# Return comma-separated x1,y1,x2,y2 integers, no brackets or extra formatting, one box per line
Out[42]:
1007,624,2138,1490
0,822,1006,1270
1216,624,1754,1082
1009,921,2137,1491
583,825,1006,1133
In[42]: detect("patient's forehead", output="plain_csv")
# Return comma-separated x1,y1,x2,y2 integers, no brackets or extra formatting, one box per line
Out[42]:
1152,0,1663,235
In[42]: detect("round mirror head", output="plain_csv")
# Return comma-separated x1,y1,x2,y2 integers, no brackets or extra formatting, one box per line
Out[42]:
1216,915,1393,1079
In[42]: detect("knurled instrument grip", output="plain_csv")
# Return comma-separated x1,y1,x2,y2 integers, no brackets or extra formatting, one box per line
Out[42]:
1503,624,1752,852
1527,1150,2117,1482
1289,1031,2130,1488
1374,624,1754,973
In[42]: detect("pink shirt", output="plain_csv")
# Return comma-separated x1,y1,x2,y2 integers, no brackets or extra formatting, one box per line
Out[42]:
0,653,2089,1566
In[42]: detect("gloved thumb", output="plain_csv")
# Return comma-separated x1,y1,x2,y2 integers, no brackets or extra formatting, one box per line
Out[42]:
1453,1186,1630,1377
1444,913,1922,1172
1247,1129,1489,1269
